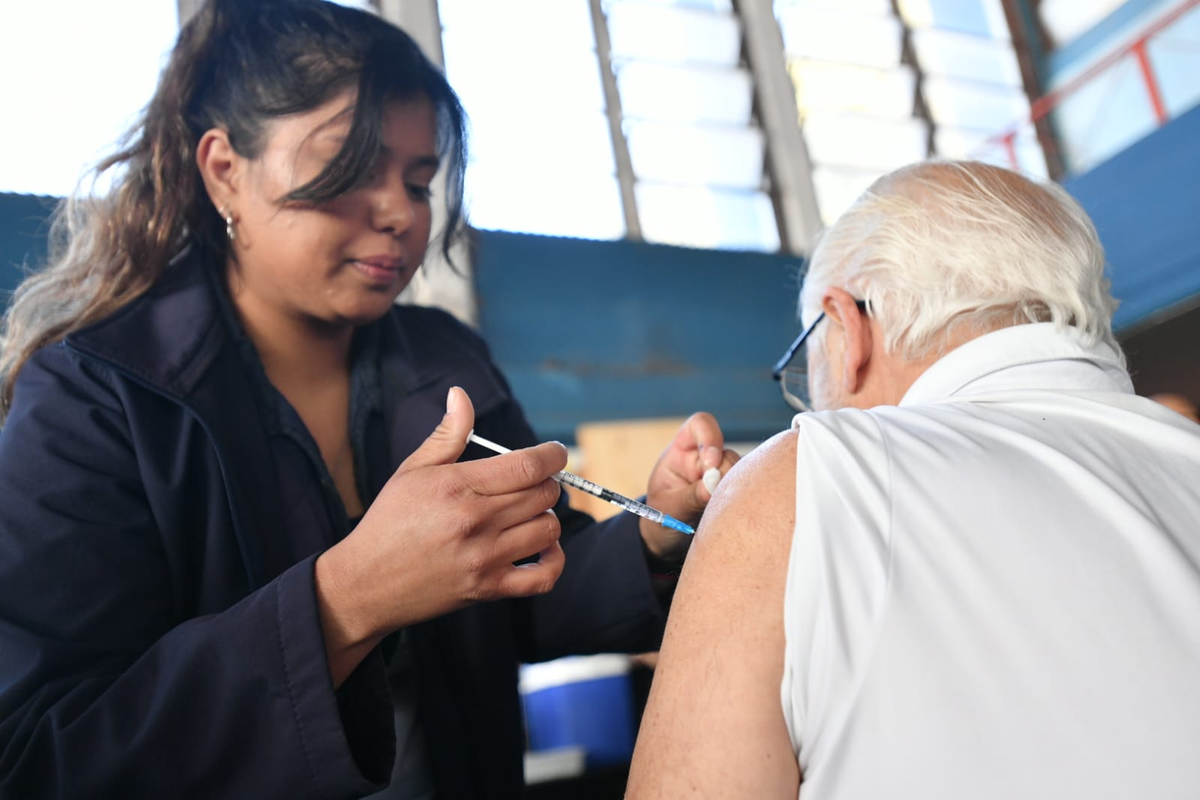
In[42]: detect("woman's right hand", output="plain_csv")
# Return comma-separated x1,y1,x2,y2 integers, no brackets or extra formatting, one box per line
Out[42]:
314,386,566,686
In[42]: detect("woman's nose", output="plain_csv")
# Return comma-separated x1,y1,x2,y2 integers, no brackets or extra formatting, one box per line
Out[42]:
369,173,414,236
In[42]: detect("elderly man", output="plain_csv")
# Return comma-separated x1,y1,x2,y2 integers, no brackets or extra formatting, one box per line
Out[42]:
626,161,1200,799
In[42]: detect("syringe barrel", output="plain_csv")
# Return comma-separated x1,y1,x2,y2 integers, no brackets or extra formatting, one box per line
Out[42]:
557,471,604,496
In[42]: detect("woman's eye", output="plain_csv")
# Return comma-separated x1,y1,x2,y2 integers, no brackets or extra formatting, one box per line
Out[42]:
344,168,378,193
407,184,434,202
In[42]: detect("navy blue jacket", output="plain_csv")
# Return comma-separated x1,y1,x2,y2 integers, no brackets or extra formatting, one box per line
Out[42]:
0,250,665,799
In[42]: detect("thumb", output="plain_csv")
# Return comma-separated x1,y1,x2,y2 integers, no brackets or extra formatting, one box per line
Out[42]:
397,386,476,474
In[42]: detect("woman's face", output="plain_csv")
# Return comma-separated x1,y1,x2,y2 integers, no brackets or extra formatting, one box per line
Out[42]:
226,91,440,331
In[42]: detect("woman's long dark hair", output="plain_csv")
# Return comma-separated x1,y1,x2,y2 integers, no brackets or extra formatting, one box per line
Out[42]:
0,0,467,420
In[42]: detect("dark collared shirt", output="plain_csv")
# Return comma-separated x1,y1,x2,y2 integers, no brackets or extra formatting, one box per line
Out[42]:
211,272,434,799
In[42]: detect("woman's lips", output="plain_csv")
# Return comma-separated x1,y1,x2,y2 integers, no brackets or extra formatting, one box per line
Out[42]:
350,256,405,284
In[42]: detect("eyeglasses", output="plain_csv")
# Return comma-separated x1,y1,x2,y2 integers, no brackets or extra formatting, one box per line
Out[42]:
771,299,868,412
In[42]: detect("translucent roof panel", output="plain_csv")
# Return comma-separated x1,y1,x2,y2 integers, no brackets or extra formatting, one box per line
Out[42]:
635,183,781,251
935,124,1048,178
911,28,1023,86
788,60,917,120
1149,6,1200,118
0,2,179,196
604,0,733,10
1039,0,1126,48
1051,58,1164,174
776,6,903,69
439,0,625,239
922,77,1031,130
626,122,766,189
607,3,741,66
802,114,929,173
465,112,616,178
438,0,595,46
897,0,1010,38
465,167,626,240
616,62,754,125
775,0,894,15
442,36,606,117
810,165,886,225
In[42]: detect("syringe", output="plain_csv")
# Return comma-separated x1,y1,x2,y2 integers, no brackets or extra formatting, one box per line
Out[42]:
466,431,695,535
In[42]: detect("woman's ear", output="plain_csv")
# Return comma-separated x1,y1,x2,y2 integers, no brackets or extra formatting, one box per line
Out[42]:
196,128,241,213
821,287,873,396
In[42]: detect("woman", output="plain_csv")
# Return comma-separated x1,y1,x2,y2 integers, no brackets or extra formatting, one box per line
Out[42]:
0,1,735,797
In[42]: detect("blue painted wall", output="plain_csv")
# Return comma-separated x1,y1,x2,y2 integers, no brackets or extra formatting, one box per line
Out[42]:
0,193,56,303
1063,102,1200,330
473,231,804,444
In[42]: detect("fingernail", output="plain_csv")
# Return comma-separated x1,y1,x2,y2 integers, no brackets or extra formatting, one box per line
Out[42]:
703,467,722,494
446,387,460,416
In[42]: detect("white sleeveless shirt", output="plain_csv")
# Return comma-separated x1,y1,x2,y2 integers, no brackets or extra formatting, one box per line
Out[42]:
781,323,1200,800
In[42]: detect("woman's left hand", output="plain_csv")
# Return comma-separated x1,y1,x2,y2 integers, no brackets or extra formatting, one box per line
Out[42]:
640,413,740,561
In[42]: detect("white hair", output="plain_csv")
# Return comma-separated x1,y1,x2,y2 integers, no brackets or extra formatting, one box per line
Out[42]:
799,160,1122,364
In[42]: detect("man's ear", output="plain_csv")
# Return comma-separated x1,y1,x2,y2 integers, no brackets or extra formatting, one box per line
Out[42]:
822,287,872,396
196,128,241,213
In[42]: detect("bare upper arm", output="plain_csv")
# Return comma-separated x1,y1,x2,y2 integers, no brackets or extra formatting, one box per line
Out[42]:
626,429,800,799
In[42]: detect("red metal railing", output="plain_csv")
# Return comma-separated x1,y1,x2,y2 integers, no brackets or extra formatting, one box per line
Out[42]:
983,0,1200,171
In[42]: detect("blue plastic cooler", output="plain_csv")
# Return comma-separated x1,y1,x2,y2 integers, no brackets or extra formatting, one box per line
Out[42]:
519,654,636,768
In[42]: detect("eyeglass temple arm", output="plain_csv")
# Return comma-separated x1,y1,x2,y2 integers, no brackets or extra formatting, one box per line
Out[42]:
772,313,824,378
771,299,868,380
